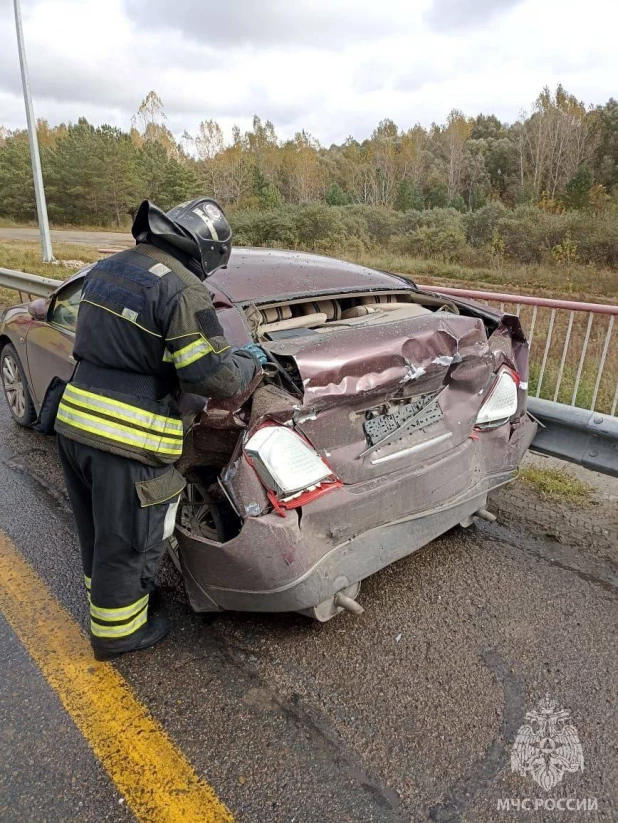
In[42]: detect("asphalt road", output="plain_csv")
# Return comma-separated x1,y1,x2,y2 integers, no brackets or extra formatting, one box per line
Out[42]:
0,397,616,822
0,227,132,247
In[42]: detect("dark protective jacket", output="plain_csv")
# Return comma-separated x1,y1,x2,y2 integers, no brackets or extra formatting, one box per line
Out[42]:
55,243,259,466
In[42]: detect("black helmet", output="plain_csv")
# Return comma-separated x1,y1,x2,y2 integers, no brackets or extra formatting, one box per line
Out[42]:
132,197,232,278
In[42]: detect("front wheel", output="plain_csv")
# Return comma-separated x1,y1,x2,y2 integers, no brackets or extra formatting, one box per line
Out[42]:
1,344,36,426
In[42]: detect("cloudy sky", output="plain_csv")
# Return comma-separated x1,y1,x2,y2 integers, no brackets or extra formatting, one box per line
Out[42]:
1,0,616,145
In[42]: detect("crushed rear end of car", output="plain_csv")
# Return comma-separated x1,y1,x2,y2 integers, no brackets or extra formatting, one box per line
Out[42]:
175,286,537,620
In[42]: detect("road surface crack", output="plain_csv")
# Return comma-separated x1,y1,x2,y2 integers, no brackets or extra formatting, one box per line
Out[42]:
212,630,406,820
428,648,526,823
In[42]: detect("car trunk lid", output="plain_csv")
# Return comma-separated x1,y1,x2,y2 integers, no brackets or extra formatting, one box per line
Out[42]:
264,312,510,484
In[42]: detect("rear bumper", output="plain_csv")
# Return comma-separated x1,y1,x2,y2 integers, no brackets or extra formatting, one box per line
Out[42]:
177,415,536,613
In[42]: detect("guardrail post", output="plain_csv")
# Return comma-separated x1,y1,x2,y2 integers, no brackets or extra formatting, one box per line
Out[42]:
553,311,574,402
536,308,556,398
571,313,594,407
590,315,614,411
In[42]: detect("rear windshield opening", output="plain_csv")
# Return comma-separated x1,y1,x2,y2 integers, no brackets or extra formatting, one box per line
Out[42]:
244,290,462,341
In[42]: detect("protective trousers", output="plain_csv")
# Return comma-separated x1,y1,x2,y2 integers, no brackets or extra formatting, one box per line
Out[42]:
57,434,186,654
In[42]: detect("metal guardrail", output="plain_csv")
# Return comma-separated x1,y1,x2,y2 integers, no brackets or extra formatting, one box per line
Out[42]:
425,285,617,418
0,267,62,301
528,398,618,477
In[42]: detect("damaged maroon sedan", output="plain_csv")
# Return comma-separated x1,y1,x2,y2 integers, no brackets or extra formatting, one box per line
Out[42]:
0,249,536,619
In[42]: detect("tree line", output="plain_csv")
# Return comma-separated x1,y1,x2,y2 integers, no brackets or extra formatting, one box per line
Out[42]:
0,86,617,267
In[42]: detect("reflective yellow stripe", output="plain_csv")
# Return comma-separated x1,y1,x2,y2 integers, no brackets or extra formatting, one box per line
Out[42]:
172,336,214,369
166,332,202,342
58,405,182,449
91,609,148,639
192,207,219,241
166,331,230,355
162,349,174,363
57,407,183,456
66,385,183,435
80,299,162,338
176,347,212,369
0,531,233,823
84,576,91,589
64,385,183,436
90,594,149,622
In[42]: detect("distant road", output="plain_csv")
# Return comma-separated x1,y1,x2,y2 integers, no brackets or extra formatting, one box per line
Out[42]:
0,227,132,247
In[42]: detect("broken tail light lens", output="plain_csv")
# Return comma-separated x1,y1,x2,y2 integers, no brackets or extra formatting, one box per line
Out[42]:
245,425,342,511
475,368,519,429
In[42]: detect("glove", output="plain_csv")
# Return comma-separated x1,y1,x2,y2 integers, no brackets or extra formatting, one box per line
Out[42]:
241,342,268,366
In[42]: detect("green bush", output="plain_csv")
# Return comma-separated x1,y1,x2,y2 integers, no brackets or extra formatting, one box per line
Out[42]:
564,212,618,266
228,202,618,268
325,183,351,206
463,201,509,247
339,204,401,244
231,207,297,247
400,223,468,262
294,204,346,249
397,209,424,234
495,206,546,263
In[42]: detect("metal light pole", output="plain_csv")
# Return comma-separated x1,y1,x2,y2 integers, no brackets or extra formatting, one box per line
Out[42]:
13,0,54,262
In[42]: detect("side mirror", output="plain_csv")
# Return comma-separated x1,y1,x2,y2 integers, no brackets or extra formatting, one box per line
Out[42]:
28,298,48,321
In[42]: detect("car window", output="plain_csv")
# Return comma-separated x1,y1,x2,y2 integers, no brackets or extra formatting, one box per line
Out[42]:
49,280,83,332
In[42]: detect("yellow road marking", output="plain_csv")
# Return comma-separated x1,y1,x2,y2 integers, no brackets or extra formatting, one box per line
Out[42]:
0,531,233,823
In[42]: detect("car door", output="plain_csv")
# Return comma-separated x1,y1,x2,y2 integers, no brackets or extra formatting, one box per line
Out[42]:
25,277,84,405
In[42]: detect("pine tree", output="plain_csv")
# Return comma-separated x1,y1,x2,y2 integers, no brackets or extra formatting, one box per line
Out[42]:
98,126,140,226
325,182,351,206
0,135,35,220
159,159,201,210
564,165,592,210
394,179,423,211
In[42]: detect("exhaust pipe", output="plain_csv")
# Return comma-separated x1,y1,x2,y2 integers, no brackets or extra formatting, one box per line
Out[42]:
334,592,365,615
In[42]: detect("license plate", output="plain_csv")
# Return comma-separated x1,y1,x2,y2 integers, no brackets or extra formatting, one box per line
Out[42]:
363,393,443,446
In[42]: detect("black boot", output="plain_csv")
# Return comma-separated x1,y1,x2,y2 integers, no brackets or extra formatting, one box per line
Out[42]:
93,616,170,662
147,584,162,610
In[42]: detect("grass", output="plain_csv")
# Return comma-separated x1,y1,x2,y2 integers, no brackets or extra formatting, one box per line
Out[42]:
351,252,618,303
0,240,101,307
520,465,593,504
0,217,132,232
1,228,616,301
0,240,100,275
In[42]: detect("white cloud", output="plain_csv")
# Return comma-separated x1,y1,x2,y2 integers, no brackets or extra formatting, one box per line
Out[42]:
1,0,616,146
424,0,523,31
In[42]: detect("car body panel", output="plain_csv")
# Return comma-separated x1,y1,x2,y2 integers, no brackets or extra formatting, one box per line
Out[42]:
25,322,75,404
0,305,33,393
178,417,536,614
1,270,88,411
211,247,414,303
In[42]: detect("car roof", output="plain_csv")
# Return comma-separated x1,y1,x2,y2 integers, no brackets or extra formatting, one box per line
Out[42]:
208,247,414,303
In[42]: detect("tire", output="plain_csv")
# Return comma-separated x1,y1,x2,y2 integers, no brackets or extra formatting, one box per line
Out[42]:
1,343,36,426
168,482,226,571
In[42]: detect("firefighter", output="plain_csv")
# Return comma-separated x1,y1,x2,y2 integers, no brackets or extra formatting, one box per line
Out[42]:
55,198,266,661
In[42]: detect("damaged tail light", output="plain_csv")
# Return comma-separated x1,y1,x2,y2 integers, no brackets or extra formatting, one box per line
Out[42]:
475,367,520,430
245,425,342,513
